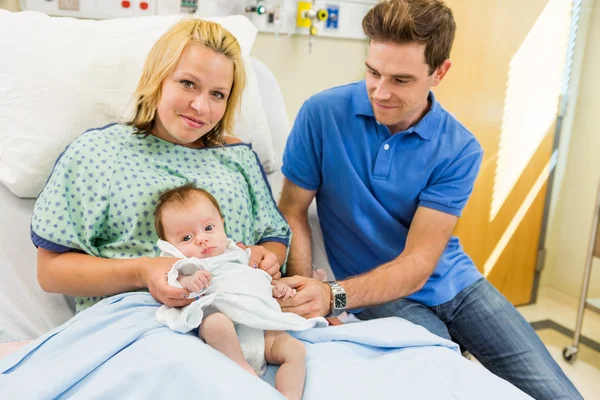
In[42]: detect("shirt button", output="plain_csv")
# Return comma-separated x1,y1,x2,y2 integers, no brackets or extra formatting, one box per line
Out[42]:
384,144,390,150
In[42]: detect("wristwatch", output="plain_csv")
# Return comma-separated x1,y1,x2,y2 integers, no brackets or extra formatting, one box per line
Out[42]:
325,281,347,317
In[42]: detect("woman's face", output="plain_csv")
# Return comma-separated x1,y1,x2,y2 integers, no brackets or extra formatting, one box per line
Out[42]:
153,43,234,147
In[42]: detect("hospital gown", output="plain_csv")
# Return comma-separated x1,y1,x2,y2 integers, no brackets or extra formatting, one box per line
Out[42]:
31,123,290,312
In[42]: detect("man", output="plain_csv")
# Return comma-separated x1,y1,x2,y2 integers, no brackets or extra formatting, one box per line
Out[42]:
277,1,581,399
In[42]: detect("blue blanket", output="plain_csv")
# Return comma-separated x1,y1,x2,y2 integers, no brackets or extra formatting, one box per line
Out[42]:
0,293,531,399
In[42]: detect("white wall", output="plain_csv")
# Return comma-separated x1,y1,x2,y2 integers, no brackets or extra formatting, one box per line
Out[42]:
541,0,600,298
251,33,367,122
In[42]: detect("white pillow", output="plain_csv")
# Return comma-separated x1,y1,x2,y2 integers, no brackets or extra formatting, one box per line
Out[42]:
0,10,278,198
231,57,278,173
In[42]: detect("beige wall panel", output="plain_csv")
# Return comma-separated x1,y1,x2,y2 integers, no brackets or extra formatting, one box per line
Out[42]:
457,129,555,273
488,128,555,237
455,156,497,269
443,0,568,303
0,0,19,11
437,0,551,163
487,181,549,305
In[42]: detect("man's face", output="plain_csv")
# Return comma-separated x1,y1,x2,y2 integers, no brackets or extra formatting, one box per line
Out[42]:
365,41,450,133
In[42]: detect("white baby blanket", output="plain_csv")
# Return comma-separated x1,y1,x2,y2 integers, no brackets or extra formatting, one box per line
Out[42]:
155,239,327,332
155,239,327,375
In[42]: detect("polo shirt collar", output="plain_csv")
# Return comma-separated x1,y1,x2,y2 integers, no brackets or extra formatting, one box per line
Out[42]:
352,80,375,117
352,80,441,141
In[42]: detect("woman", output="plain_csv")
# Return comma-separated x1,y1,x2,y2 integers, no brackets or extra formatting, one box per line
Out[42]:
33,19,288,313
5,19,292,398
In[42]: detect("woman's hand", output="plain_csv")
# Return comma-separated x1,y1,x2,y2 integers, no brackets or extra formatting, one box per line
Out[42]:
236,243,282,279
139,257,195,307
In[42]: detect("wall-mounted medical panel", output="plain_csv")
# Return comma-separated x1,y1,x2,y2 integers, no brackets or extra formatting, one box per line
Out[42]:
20,0,190,18
20,0,377,40
246,1,374,40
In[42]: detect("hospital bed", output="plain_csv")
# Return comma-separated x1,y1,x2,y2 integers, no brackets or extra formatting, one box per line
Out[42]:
0,11,533,400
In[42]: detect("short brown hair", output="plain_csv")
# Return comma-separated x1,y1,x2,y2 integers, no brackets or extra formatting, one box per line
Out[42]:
154,183,223,240
362,0,456,74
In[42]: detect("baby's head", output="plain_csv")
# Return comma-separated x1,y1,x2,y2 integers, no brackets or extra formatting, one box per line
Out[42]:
155,183,229,259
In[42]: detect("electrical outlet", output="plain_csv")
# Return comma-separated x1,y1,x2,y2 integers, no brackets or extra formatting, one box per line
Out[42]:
58,0,80,11
326,5,339,29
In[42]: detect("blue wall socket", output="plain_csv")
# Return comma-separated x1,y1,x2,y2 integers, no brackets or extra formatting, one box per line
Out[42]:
326,5,339,29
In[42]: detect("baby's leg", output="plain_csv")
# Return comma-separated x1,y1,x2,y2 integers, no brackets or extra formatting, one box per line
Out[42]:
264,331,306,400
199,313,258,377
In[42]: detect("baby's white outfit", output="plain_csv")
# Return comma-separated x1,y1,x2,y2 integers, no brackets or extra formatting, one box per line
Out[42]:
155,239,328,375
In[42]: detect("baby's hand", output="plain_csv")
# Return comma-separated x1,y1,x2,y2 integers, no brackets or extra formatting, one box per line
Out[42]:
178,270,212,293
272,281,297,301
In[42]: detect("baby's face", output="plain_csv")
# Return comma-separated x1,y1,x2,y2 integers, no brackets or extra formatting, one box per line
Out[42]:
161,194,229,259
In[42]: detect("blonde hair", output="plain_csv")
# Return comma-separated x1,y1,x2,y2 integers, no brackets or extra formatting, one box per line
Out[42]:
129,19,246,147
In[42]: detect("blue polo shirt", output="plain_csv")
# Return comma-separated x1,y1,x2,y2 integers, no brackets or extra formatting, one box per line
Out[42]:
282,81,484,306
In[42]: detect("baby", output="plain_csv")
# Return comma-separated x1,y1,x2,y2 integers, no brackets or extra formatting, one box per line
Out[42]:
154,183,307,400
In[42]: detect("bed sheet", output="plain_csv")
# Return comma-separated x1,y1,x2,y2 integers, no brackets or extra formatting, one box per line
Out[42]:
0,292,532,400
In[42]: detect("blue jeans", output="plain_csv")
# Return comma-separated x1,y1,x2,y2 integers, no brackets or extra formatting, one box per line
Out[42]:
356,278,582,400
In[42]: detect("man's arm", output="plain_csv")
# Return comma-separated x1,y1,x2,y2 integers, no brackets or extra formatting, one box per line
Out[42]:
278,179,317,277
277,206,457,317
341,206,457,308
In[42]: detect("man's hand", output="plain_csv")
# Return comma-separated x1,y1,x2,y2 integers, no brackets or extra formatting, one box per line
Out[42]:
140,257,195,308
237,243,282,279
276,275,331,318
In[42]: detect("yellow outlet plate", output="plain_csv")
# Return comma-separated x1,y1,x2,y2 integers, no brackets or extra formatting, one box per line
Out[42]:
296,1,312,28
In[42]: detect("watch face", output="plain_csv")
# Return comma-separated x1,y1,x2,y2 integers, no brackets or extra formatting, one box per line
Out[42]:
335,294,347,309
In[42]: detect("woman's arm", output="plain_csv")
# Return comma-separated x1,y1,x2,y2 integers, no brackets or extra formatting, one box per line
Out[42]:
37,248,194,307
37,248,144,296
